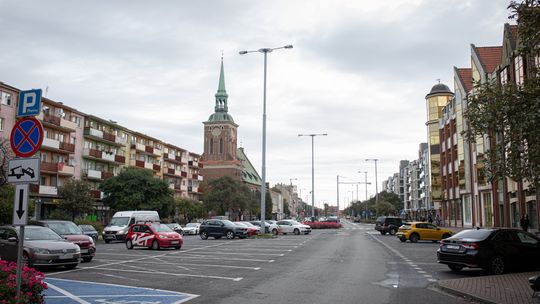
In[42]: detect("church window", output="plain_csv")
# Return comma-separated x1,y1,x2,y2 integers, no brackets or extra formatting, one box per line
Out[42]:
220,138,223,154
209,139,214,154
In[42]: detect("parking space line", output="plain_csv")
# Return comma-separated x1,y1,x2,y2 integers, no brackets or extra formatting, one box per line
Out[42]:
95,258,262,270
190,251,285,256
46,241,243,277
160,254,274,263
47,282,91,304
80,267,243,281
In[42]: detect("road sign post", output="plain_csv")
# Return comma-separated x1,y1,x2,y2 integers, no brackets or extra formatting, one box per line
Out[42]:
13,184,29,226
17,89,42,117
8,157,40,184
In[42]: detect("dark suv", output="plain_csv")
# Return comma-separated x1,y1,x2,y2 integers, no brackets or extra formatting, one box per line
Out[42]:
375,216,403,235
199,219,248,240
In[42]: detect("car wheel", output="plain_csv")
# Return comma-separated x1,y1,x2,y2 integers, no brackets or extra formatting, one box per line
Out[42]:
389,228,397,235
272,229,278,236
226,231,235,239
380,231,387,235
448,264,463,272
442,233,451,239
105,240,111,244
294,229,300,235
151,240,160,250
65,263,78,270
200,231,208,240
488,256,505,275
399,237,406,242
126,239,134,249
409,233,419,243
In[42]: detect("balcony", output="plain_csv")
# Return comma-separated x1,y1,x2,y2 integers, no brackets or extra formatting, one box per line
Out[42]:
181,184,188,191
85,169,102,180
89,189,104,199
84,127,123,147
115,155,126,164
164,153,185,164
198,175,204,181
41,162,73,175
83,148,123,165
188,160,199,168
131,143,146,152
41,138,74,154
181,171,188,178
130,159,155,170
116,136,127,145
41,114,76,132
57,164,75,176
102,171,114,180
39,185,58,196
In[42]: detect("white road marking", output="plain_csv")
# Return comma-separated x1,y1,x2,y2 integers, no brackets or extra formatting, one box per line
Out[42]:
83,267,243,281
46,282,91,304
95,258,261,270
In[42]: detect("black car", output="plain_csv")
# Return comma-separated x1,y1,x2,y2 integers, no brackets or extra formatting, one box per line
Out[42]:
437,228,540,275
374,216,404,235
78,224,99,242
199,219,248,240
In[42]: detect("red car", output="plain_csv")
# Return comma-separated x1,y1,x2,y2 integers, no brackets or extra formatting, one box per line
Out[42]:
235,222,259,237
125,222,183,250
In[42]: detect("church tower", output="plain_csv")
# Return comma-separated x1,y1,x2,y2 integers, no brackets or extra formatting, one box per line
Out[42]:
200,58,242,182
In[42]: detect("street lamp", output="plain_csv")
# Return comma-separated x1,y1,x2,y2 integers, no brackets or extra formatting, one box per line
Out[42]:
298,133,327,219
239,44,293,231
358,171,370,219
365,159,379,208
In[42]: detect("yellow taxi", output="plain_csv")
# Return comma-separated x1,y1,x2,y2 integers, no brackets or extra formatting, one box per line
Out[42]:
396,222,453,243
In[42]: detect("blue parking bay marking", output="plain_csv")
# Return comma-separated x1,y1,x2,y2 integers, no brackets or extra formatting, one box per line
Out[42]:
44,278,199,304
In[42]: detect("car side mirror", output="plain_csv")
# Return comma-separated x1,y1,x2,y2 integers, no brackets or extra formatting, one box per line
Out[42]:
221,223,225,227
7,236,18,242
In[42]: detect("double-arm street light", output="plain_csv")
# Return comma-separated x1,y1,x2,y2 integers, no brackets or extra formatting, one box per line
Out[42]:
239,45,293,231
298,133,327,219
365,159,379,207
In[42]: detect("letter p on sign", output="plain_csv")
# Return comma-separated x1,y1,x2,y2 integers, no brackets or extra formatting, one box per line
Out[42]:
17,89,42,117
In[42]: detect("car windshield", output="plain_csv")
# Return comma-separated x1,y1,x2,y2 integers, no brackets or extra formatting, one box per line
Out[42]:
108,217,130,226
79,225,96,232
151,224,173,232
24,227,64,241
243,222,256,227
234,222,247,227
47,222,83,235
186,223,198,227
451,229,493,240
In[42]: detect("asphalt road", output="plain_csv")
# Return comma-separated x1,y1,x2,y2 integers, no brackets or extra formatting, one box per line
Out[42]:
42,220,479,304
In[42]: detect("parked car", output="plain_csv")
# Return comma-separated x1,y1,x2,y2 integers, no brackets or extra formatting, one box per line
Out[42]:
374,216,404,235
78,224,99,242
437,228,540,274
0,225,80,269
199,219,248,240
183,223,201,235
29,220,96,262
125,222,183,250
165,223,184,236
235,222,259,237
250,220,280,235
276,220,311,235
396,222,453,243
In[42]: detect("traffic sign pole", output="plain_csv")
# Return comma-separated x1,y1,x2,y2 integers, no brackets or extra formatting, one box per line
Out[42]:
15,226,25,300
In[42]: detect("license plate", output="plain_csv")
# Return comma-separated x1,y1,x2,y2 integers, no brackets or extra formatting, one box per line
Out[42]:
170,241,179,244
61,254,73,259
80,249,88,254
446,245,460,250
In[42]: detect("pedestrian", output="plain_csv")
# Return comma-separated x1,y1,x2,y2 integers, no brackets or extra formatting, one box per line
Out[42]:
435,214,441,226
428,214,433,224
520,214,530,232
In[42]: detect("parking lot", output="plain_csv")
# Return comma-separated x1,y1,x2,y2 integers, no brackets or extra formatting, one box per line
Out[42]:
42,233,317,303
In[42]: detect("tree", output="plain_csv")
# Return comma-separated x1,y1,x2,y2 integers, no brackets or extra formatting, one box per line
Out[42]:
100,167,173,216
202,176,250,219
283,200,291,218
174,197,204,224
376,200,397,216
0,139,15,187
58,179,95,221
0,184,15,225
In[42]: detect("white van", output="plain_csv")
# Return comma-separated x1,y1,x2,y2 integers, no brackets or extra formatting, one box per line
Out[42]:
103,211,160,243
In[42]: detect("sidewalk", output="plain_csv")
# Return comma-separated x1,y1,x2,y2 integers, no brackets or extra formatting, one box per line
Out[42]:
437,271,539,304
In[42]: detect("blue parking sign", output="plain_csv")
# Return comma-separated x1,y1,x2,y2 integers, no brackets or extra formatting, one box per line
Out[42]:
17,89,42,117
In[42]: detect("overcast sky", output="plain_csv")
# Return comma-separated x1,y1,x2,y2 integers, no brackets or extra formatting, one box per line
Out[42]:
0,0,512,209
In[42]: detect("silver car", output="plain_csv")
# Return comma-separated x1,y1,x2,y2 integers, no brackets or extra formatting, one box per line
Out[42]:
0,225,81,269
183,223,200,235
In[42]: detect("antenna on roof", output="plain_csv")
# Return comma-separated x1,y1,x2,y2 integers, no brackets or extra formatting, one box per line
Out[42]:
436,79,441,84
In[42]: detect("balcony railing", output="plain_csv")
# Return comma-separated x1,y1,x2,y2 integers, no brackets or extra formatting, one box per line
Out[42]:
59,142,75,153
115,155,126,164
85,169,102,180
102,171,114,180
39,185,57,196
41,162,58,172
89,189,103,199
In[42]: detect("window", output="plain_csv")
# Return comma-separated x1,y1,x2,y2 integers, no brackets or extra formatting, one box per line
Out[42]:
220,138,223,154
1,92,12,106
515,56,524,85
71,116,81,127
0,118,3,131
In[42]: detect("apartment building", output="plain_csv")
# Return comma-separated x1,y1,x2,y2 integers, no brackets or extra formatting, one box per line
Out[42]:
0,81,203,218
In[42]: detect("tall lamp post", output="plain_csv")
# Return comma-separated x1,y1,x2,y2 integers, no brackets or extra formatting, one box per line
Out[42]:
358,171,370,219
239,44,293,231
298,133,327,219
365,159,379,208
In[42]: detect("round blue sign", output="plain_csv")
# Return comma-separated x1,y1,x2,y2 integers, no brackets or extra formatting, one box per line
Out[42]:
10,117,44,158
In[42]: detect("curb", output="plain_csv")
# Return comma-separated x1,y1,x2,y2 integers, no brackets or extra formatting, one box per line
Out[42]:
436,282,497,304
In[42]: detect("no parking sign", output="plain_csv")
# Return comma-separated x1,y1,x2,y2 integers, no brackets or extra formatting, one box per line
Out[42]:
10,117,44,158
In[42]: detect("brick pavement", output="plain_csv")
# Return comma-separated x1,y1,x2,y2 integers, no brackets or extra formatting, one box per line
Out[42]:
438,271,540,304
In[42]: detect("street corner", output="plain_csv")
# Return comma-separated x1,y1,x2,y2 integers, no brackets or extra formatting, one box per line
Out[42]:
44,278,199,304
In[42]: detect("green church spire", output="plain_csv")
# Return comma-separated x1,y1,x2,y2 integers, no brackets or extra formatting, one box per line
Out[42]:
215,56,228,113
